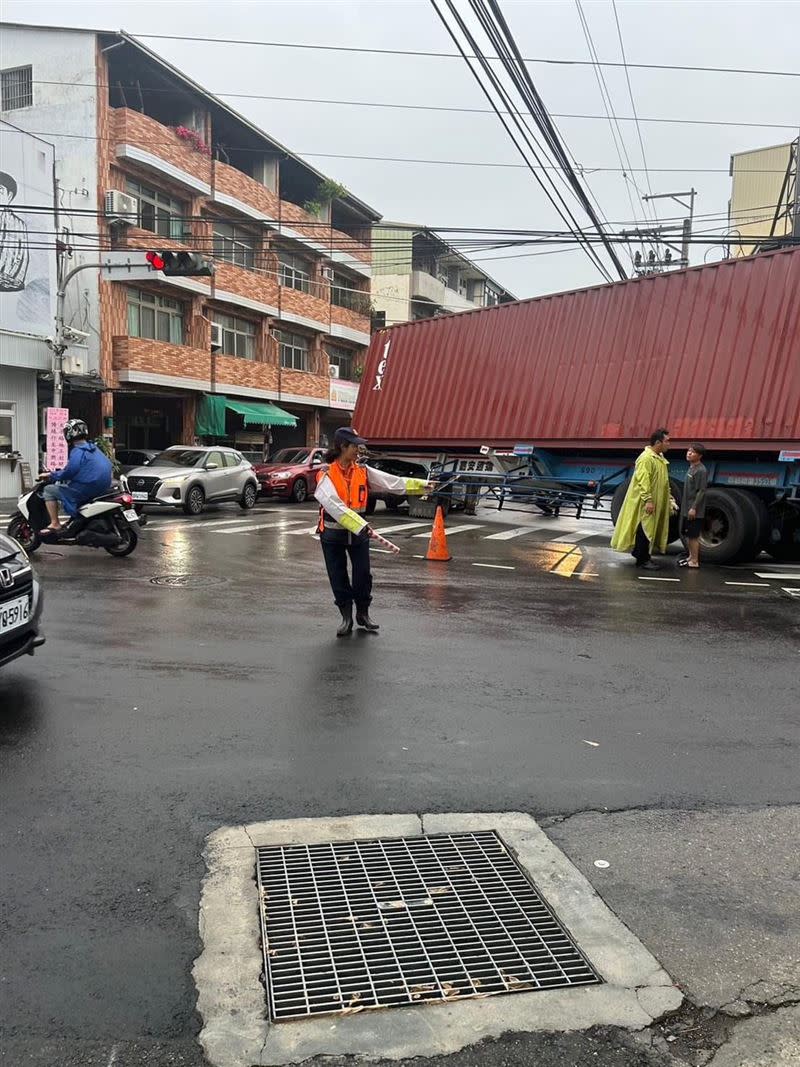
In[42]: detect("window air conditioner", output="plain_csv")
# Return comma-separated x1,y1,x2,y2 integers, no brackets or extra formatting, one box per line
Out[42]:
322,266,335,281
328,364,340,378
62,352,86,376
104,190,139,225
210,322,223,351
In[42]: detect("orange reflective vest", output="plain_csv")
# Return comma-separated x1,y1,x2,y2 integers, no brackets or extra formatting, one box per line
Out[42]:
317,461,368,530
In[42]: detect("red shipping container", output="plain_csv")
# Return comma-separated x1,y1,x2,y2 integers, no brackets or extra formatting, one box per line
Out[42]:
356,247,800,453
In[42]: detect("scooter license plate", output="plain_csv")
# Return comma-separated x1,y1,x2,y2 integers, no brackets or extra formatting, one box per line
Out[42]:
131,492,148,501
123,508,139,523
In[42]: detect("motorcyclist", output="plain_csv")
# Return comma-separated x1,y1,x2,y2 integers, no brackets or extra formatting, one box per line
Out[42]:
39,419,113,535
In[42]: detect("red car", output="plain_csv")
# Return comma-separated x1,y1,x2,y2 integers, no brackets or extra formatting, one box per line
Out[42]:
254,447,327,503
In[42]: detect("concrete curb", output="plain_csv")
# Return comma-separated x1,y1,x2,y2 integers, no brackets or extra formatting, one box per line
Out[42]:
193,812,682,1066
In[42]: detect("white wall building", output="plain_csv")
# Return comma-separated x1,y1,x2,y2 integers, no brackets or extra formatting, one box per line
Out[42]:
0,120,57,497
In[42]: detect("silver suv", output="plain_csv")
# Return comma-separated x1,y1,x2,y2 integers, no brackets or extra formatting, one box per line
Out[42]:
126,446,259,515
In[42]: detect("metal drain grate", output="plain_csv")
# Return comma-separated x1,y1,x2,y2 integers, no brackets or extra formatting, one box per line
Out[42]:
256,831,600,1022
149,574,227,588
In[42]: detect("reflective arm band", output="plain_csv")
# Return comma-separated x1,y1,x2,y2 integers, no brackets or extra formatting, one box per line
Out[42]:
403,477,428,496
338,508,368,535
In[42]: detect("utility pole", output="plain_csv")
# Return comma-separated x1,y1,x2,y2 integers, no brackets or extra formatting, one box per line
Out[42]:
621,188,697,275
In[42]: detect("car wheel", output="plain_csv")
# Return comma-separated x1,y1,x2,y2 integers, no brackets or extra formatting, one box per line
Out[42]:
385,495,402,512
239,482,257,509
7,514,40,553
291,478,308,503
183,485,205,515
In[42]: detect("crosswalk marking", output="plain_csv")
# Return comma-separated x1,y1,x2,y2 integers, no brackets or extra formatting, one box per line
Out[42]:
726,581,771,588
557,529,604,543
152,515,274,532
412,524,485,537
753,572,800,580
286,525,320,536
472,562,516,570
484,525,551,541
214,520,309,535
638,576,680,582
372,521,430,535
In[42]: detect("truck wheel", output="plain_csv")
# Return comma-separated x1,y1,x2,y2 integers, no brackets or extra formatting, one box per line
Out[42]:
723,490,769,562
610,477,681,543
697,488,757,564
765,506,800,561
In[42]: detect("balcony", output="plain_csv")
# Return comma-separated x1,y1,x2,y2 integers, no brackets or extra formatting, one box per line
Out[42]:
213,159,281,223
410,269,474,313
109,107,213,195
214,353,281,396
112,336,212,388
212,260,280,314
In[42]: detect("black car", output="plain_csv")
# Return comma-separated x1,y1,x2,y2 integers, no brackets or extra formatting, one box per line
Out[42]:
364,456,431,514
0,532,44,669
116,448,160,475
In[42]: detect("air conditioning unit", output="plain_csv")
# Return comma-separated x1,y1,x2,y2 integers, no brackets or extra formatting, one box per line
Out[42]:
210,322,223,351
322,266,335,281
328,364,340,379
104,189,138,225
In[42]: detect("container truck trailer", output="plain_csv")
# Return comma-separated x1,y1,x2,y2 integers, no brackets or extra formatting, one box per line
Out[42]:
354,247,800,563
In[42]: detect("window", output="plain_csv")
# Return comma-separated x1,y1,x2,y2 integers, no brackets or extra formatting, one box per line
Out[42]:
212,220,257,269
1,66,32,111
127,288,184,344
126,179,187,240
222,451,245,467
213,311,256,359
0,402,15,449
274,329,310,372
278,251,311,292
206,451,225,468
330,272,370,315
326,344,354,381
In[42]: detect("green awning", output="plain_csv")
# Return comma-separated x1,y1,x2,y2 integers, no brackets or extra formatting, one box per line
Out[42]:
196,394,297,436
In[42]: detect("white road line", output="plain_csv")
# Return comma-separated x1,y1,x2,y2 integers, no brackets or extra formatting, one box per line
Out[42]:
286,525,320,535
725,581,771,588
152,516,275,532
484,526,551,541
372,521,430,535
637,576,680,582
557,529,604,543
753,572,800,580
472,562,516,570
412,524,485,537
783,587,800,598
216,520,309,535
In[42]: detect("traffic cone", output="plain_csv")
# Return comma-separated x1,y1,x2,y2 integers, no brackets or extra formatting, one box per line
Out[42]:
425,505,452,561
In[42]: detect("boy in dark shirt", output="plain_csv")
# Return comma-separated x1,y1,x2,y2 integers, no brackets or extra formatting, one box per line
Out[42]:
680,443,708,568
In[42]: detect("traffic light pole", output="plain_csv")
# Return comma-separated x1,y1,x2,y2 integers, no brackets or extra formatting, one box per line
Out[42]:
50,260,106,409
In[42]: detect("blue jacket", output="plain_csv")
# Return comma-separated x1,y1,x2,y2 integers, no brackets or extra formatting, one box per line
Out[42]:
51,441,113,516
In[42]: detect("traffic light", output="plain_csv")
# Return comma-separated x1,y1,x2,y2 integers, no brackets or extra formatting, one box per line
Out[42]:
145,250,215,277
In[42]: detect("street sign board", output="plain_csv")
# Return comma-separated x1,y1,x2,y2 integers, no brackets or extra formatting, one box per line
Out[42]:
45,407,69,470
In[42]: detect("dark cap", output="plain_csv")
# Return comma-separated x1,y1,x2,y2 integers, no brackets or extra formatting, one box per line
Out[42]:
334,426,368,447
0,172,18,199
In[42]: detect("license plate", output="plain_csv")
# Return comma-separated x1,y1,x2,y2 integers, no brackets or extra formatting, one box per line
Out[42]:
123,508,139,523
131,492,148,501
0,594,30,635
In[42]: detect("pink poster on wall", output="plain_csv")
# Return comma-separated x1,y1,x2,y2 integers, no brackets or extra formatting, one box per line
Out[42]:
46,407,69,471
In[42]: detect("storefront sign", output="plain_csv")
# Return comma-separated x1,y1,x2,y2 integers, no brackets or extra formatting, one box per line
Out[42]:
45,407,69,470
330,379,360,410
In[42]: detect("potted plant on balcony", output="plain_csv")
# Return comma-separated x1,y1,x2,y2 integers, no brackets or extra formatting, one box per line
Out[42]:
304,178,347,220
174,125,212,158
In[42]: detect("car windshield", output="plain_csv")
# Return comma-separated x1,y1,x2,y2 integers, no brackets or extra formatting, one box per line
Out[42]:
150,449,205,468
272,449,309,464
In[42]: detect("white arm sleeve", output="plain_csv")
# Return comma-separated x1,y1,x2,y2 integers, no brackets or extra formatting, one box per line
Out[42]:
366,465,427,495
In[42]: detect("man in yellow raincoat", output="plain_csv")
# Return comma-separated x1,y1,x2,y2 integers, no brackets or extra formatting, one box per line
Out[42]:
611,429,672,569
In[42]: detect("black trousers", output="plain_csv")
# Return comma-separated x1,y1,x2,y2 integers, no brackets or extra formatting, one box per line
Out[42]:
320,530,373,611
632,523,651,564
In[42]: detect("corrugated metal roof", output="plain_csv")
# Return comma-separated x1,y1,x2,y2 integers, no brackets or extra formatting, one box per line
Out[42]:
355,247,800,451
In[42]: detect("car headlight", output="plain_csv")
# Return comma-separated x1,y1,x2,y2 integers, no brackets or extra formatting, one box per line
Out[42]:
161,476,189,490
271,472,290,481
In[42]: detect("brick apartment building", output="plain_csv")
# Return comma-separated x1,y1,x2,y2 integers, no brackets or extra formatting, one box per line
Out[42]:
2,24,378,459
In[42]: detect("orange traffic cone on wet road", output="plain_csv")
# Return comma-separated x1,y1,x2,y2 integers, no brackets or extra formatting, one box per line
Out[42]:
425,505,452,561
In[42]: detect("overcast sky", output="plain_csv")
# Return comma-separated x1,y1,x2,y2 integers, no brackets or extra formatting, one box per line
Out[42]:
4,0,799,297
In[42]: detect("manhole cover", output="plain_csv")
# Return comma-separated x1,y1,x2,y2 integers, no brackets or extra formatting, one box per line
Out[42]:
256,831,600,1022
149,574,227,588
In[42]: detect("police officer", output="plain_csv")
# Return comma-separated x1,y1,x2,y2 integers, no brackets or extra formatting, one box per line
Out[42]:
314,427,430,636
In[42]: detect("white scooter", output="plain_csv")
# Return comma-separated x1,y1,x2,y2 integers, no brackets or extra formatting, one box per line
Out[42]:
7,479,140,557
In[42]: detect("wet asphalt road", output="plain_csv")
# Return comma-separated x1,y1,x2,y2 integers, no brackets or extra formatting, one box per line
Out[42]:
1,501,798,1065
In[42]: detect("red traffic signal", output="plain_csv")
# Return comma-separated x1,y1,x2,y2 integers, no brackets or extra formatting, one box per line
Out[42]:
145,250,165,271
145,250,214,277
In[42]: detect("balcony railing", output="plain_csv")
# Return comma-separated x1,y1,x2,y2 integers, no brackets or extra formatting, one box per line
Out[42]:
331,285,371,316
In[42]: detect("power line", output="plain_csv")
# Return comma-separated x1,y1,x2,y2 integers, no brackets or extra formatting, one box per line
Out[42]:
0,128,788,173
430,0,616,282
129,32,800,78
28,80,797,131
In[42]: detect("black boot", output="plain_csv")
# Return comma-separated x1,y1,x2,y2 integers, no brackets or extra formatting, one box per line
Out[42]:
336,607,353,637
356,609,380,632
